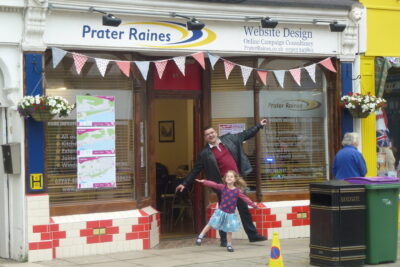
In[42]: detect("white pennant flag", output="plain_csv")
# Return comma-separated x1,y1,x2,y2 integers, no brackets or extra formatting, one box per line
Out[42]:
135,61,150,80
305,64,316,83
173,56,186,76
240,65,253,85
95,58,110,77
208,53,220,70
273,70,286,88
52,47,67,68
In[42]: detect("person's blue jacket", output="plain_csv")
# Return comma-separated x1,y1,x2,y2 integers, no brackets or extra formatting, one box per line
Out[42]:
332,145,367,180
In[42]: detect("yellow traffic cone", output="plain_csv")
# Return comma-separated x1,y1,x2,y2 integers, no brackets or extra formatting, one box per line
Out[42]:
269,232,284,267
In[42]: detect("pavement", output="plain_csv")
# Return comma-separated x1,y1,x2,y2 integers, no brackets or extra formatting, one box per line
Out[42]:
1,236,400,267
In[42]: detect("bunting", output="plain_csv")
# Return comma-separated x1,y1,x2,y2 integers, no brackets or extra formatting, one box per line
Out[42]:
192,52,205,69
257,70,268,86
135,61,150,80
72,53,88,75
154,60,168,79
52,47,67,68
208,53,220,70
289,68,302,86
319,58,336,73
240,65,253,85
51,48,339,89
116,61,131,77
305,64,316,83
273,70,286,88
95,58,110,77
223,60,236,79
173,56,186,76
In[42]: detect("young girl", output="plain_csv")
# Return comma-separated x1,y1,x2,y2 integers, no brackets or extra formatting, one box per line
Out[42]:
195,170,258,252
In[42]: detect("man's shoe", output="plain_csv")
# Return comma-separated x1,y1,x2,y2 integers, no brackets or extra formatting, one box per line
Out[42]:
249,235,267,242
220,241,227,247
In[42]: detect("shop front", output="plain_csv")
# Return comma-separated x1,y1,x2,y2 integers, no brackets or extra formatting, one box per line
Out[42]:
1,0,362,261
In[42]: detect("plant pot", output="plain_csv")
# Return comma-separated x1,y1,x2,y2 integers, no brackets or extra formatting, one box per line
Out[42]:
30,109,56,122
349,108,371,118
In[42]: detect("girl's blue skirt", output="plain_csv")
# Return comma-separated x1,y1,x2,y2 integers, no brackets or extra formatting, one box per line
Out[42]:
208,208,240,232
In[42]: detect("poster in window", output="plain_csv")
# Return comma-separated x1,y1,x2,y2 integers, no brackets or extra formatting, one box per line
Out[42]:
159,121,175,142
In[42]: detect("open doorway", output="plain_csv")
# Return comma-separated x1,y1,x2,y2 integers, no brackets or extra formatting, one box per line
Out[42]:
154,98,196,238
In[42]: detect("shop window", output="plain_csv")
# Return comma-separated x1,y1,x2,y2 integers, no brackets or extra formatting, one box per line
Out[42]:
258,58,327,191
44,51,146,210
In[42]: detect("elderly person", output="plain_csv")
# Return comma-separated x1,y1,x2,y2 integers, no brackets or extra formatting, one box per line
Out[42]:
332,132,367,179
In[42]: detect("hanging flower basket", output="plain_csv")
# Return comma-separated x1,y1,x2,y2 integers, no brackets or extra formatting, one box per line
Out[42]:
17,95,75,122
30,109,56,122
340,92,386,119
349,108,370,118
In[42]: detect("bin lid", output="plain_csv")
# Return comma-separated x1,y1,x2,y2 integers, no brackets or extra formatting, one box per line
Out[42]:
345,177,400,184
365,183,400,190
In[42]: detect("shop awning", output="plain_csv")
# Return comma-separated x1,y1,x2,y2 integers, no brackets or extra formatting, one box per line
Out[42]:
188,0,359,10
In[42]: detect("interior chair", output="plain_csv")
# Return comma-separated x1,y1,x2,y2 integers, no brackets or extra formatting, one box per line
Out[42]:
169,185,195,232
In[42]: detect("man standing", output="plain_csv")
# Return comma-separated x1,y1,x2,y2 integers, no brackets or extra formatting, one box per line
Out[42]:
333,132,367,179
176,119,268,246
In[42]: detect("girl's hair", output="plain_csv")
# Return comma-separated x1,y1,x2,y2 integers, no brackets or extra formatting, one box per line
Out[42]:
223,170,247,192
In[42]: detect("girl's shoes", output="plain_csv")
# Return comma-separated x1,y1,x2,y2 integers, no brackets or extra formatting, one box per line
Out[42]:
227,245,234,252
195,236,203,246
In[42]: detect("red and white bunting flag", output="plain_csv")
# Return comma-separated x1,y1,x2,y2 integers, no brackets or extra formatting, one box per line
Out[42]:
319,58,336,73
95,58,110,77
154,60,168,79
192,52,205,69
173,56,186,76
289,68,301,86
305,64,316,83
72,53,88,75
223,60,236,79
240,65,253,85
257,70,268,86
116,61,131,77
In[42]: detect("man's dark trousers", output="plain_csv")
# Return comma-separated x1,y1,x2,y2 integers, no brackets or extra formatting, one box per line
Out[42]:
215,190,258,242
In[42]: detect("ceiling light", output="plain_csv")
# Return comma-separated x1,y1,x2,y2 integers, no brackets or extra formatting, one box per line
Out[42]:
329,21,346,32
261,17,278,28
171,13,205,31
90,7,122,27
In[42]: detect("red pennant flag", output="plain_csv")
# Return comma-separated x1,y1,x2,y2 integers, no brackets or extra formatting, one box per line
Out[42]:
116,61,131,77
72,53,88,75
155,60,168,79
319,58,336,73
289,68,301,86
257,70,268,86
223,60,235,79
192,52,205,69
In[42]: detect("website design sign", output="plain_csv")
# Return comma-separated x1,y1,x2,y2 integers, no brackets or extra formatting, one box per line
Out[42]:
76,95,116,189
45,13,339,55
260,91,325,117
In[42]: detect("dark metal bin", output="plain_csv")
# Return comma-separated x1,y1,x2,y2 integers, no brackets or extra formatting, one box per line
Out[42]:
310,180,366,266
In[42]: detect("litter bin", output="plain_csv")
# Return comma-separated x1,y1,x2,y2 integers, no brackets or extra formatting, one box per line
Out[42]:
310,180,366,266
345,177,400,265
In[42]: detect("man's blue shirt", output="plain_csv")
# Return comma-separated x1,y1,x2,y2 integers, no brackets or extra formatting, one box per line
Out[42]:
332,145,367,180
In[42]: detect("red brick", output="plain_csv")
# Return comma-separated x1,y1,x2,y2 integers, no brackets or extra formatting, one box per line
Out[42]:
100,235,113,243
87,221,100,229
272,221,282,228
52,231,66,240
138,231,149,239
253,215,262,222
38,241,52,249
292,219,302,226
144,224,151,231
292,206,303,213
254,209,262,215
143,239,150,249
265,214,277,222
52,240,60,247
262,222,272,228
149,216,153,222
287,213,297,220
49,224,59,232
156,213,160,220
33,225,48,233
106,226,119,235
139,210,148,216
99,220,112,227
303,206,310,212
40,232,51,240
87,236,100,244
29,242,38,250
126,232,139,240
138,217,149,224
303,218,310,225
132,225,145,232
262,229,268,237
80,229,92,237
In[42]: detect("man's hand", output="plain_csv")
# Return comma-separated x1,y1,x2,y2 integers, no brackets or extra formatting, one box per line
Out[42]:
195,179,204,183
260,119,268,126
175,184,185,192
